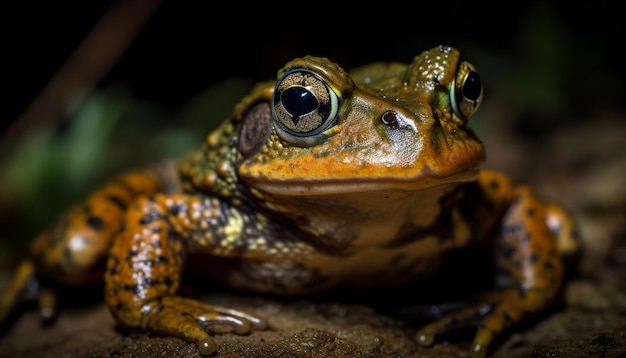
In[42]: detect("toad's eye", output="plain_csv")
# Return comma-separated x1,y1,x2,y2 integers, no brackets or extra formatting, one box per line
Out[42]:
272,68,340,145
450,61,483,119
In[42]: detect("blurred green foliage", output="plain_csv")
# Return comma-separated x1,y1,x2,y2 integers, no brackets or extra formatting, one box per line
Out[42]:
0,78,253,262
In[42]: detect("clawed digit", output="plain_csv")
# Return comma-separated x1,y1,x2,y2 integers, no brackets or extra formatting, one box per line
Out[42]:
143,296,267,355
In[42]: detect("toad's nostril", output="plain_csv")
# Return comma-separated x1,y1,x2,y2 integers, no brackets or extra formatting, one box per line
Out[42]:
381,111,399,127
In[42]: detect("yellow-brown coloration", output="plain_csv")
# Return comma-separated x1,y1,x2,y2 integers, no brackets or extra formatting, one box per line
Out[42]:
1,46,579,358
236,53,485,195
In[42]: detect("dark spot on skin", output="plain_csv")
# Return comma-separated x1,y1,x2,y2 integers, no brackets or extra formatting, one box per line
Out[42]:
106,265,118,277
139,215,154,225
501,223,524,236
528,253,538,263
124,284,141,295
489,180,500,191
115,303,125,311
106,257,120,277
109,287,119,297
106,195,128,210
125,249,139,261
169,203,184,217
500,224,532,246
544,261,554,270
168,228,182,242
139,211,164,225
526,208,535,217
503,312,513,323
86,216,104,231
141,278,156,286
387,187,466,248
146,256,169,268
456,182,499,239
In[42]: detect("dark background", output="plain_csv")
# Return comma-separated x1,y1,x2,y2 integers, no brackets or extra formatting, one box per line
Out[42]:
1,0,625,256
4,1,625,125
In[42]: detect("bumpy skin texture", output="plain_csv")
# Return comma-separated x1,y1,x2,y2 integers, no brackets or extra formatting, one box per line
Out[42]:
0,46,579,358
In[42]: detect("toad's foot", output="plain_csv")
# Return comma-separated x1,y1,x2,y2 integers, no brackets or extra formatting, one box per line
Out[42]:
415,288,552,358
124,296,267,355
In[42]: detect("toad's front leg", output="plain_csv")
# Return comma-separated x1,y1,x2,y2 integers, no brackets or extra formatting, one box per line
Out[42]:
104,194,267,355
416,174,577,358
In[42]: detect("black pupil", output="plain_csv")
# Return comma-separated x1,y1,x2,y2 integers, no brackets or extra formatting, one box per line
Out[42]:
282,86,319,116
462,72,482,101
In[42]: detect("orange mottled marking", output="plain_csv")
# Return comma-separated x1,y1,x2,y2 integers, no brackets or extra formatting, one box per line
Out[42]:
104,193,266,351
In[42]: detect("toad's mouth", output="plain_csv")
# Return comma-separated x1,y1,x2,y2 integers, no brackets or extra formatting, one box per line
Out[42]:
244,168,480,196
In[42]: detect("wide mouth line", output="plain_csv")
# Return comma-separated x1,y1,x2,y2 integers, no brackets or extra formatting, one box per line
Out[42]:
248,169,479,196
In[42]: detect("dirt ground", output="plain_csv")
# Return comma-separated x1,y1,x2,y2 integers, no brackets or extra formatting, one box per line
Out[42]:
1,109,625,358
